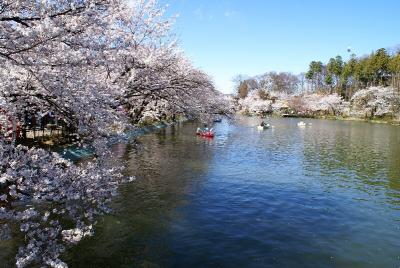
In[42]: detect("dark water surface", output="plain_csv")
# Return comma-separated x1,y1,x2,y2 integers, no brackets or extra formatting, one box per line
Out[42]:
64,117,400,267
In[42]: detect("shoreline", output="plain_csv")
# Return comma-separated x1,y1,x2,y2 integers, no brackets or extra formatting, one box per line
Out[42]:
234,87,400,127
58,118,187,161
241,112,400,126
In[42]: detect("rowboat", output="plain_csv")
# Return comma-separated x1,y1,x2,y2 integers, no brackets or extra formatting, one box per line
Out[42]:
197,131,214,138
257,124,270,130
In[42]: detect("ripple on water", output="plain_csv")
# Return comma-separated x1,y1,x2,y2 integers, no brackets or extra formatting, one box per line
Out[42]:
58,117,400,268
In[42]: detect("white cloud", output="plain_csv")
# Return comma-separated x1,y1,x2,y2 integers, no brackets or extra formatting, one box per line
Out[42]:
194,7,214,21
194,8,204,20
224,10,237,17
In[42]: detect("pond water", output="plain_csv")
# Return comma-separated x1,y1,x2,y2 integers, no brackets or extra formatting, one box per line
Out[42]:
31,117,400,266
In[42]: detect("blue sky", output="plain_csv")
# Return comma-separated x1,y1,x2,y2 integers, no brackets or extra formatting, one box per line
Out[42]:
159,0,400,93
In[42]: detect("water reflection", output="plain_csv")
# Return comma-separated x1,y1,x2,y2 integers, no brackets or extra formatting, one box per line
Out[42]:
65,123,215,267
53,118,400,267
301,120,400,205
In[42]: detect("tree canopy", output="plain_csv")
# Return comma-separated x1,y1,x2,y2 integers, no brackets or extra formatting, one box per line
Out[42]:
0,1,227,267
305,47,400,99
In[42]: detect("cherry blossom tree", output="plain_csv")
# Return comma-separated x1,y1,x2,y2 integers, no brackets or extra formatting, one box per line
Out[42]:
0,0,223,267
121,46,227,123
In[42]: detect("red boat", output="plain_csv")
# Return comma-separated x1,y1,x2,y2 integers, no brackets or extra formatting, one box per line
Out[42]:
196,131,215,138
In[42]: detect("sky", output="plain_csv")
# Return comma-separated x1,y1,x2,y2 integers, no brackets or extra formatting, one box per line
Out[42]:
159,0,400,93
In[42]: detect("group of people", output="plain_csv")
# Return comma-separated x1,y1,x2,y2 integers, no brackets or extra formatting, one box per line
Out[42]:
196,123,214,134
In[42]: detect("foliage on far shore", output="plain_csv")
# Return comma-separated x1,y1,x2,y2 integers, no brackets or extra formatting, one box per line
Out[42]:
232,46,400,123
235,87,400,123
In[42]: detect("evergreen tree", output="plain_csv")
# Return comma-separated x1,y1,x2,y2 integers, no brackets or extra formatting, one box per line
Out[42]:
389,53,400,89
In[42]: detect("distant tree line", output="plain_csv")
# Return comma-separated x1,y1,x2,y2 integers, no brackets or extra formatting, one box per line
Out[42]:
306,48,400,99
234,47,400,100
233,72,303,99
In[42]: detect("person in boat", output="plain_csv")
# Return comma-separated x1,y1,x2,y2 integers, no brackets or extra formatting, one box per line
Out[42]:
260,121,265,127
197,123,208,134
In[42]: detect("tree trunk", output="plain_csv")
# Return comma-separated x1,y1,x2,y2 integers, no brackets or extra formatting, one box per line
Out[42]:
11,117,16,145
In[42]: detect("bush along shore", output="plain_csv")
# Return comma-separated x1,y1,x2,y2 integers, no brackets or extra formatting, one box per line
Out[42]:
234,86,400,125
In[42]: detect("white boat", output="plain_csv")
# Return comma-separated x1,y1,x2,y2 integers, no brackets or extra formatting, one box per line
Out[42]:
297,121,306,127
257,124,270,130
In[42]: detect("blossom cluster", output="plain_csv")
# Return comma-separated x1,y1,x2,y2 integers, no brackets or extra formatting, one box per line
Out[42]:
237,87,400,120
0,0,227,267
350,87,400,118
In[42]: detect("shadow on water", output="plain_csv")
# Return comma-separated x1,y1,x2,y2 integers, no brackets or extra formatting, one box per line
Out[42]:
65,123,216,267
